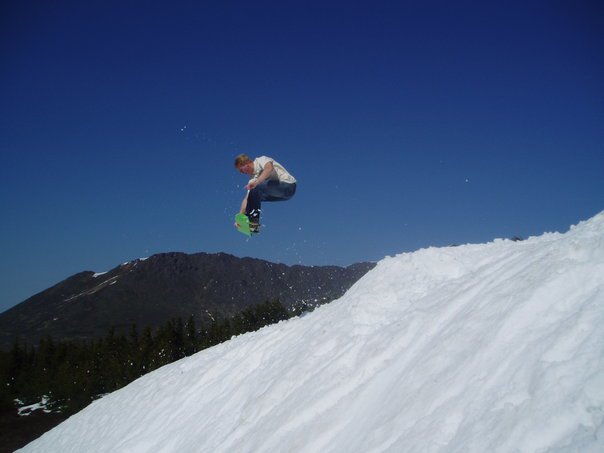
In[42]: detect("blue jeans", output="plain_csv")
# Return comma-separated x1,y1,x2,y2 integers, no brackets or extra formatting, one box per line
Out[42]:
246,180,296,221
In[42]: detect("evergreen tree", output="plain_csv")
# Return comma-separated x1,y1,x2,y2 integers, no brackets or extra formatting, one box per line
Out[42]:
185,315,197,356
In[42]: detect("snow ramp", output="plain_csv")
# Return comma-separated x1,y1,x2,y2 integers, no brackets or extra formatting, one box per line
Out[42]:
21,212,604,453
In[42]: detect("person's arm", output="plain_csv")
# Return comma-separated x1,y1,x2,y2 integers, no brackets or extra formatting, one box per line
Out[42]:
235,191,250,227
245,161,274,190
239,191,249,214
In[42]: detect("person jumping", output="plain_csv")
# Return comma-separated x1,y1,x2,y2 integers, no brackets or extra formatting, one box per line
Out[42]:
234,154,297,233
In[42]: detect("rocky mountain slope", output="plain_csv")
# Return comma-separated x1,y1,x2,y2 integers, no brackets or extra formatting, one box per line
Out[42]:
0,252,374,350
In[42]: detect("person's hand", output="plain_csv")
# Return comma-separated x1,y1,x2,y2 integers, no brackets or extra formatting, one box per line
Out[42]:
245,180,258,190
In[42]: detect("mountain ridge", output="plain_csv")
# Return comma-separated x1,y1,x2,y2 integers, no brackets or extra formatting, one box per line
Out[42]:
0,252,375,350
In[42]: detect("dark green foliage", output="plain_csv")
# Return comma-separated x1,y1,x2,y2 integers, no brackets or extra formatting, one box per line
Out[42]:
0,299,295,415
231,299,290,334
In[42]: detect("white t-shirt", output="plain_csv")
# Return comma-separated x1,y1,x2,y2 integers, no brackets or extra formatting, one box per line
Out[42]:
251,156,297,184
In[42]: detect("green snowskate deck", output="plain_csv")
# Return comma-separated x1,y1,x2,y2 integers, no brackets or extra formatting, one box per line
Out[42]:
235,213,252,237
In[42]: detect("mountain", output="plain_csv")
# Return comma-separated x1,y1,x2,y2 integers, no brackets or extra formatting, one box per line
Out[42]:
18,212,604,452
0,252,375,350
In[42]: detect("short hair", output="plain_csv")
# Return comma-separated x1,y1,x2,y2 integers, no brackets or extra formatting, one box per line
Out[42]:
234,153,251,168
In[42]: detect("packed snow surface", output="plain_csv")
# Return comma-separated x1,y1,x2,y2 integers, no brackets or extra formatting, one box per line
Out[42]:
21,213,604,452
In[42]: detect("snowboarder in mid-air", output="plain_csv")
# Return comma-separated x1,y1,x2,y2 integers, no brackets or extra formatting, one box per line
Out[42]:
234,154,297,234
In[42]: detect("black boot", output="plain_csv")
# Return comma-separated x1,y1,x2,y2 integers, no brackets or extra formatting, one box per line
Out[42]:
248,209,261,233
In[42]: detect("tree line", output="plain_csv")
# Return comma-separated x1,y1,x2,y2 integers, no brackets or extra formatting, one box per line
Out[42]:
0,299,295,415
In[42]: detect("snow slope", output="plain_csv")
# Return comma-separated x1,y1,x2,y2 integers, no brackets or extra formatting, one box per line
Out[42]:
21,213,604,453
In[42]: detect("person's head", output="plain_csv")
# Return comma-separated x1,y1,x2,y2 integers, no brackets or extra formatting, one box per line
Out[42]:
234,154,254,175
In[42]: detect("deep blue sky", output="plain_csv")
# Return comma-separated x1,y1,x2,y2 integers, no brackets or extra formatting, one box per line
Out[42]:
1,0,603,313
